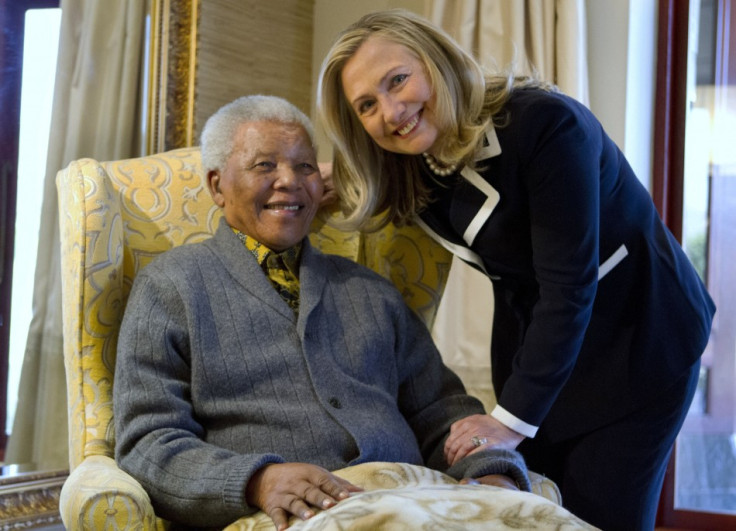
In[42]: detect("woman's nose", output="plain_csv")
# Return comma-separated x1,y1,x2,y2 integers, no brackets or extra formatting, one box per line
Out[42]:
382,95,406,125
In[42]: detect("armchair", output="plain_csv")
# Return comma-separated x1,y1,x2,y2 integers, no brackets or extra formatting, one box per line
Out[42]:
56,147,563,529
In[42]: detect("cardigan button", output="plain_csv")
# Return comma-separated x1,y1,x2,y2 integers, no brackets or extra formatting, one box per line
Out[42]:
328,397,342,409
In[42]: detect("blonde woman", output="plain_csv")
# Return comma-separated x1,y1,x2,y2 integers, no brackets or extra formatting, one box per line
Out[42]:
318,9,715,530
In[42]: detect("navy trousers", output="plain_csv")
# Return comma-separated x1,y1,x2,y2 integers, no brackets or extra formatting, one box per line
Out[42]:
518,359,701,531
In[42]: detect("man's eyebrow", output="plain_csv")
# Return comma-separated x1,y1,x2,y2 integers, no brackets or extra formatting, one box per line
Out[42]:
245,149,274,160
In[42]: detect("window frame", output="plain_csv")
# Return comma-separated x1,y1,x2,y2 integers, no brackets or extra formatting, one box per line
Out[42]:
653,0,736,527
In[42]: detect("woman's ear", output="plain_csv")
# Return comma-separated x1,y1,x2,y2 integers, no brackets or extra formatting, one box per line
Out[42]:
207,170,225,207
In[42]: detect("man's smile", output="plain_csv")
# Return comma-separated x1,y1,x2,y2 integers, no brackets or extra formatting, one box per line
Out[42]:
264,203,303,211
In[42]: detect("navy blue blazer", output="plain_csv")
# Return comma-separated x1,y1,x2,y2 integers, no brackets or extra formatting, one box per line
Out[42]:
417,88,715,442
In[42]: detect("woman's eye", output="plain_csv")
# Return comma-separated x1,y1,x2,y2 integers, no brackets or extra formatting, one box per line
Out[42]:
391,73,408,86
358,100,375,115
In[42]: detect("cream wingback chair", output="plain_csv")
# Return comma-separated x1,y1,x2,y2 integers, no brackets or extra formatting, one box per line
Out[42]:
57,147,564,530
55,147,456,529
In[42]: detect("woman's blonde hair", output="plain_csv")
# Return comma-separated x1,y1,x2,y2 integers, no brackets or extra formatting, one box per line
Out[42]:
318,9,550,230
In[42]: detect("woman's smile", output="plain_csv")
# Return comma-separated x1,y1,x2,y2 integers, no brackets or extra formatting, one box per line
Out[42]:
395,112,421,137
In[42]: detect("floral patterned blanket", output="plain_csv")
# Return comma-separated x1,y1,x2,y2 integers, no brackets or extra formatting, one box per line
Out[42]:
225,462,599,530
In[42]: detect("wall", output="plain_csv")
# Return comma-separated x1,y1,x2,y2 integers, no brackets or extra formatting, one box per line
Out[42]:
195,0,315,141
587,0,658,189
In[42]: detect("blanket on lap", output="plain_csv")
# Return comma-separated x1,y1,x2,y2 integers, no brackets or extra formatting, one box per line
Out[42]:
225,462,598,530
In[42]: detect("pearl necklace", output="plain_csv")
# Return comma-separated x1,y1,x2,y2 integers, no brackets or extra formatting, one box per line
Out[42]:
422,152,458,177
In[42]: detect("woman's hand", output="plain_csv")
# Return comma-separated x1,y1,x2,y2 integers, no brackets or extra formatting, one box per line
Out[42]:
460,474,520,490
318,162,338,207
246,462,363,530
444,414,525,466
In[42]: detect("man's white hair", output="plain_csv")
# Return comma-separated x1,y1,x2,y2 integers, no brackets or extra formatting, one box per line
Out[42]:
200,94,316,172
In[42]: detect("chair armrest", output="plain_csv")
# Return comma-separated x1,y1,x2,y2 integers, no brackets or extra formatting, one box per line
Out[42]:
529,470,562,504
59,455,161,530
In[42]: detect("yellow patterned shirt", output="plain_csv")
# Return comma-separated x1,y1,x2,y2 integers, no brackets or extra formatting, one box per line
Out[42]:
232,228,301,313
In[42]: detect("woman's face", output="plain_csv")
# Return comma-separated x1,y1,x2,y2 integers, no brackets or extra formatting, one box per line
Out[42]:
341,36,439,156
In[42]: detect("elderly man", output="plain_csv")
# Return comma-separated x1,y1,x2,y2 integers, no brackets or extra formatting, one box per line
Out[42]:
113,95,531,530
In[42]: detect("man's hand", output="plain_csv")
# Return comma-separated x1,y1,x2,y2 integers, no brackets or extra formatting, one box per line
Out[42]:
444,414,525,466
246,463,363,530
459,474,519,490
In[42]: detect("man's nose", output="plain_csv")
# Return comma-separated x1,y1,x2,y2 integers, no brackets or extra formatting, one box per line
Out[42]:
274,167,302,189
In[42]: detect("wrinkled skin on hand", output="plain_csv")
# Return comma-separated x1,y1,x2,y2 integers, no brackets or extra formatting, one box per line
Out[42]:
246,462,363,531
445,414,526,466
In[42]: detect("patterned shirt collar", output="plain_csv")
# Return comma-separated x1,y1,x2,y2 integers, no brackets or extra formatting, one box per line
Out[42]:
231,228,302,276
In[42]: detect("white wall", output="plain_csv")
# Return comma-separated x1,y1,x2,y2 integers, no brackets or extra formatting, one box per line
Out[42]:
586,0,658,190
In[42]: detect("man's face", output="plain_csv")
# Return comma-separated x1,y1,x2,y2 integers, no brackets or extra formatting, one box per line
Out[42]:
207,121,323,251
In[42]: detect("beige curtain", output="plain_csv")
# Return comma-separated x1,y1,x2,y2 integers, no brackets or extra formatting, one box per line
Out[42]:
426,0,588,98
5,0,147,470
428,0,589,411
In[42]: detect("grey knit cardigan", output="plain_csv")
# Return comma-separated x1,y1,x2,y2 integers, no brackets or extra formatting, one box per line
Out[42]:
114,218,530,527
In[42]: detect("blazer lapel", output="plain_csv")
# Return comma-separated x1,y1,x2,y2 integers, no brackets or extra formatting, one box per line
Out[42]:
413,126,503,278
460,127,502,246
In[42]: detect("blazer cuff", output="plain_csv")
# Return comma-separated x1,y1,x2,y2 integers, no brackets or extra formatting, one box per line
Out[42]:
491,405,539,438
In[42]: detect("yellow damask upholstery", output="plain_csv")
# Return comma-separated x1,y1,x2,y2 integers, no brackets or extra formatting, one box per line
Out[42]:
56,147,453,529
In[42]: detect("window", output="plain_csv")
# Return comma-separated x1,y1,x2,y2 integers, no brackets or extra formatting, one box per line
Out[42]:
655,0,736,526
0,0,60,456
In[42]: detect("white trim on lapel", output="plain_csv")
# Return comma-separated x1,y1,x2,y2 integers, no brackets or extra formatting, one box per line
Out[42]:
461,127,502,246
461,166,500,246
413,217,498,278
475,125,502,160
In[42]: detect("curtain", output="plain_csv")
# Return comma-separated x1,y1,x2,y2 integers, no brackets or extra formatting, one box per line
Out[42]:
5,0,147,470
426,0,588,99
428,0,589,411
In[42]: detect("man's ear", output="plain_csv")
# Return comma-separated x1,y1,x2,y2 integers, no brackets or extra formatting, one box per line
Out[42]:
207,170,225,207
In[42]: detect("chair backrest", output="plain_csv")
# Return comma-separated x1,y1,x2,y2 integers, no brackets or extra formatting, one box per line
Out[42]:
57,147,451,471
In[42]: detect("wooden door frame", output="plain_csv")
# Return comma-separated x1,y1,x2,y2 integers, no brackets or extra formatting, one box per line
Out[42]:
653,0,736,527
